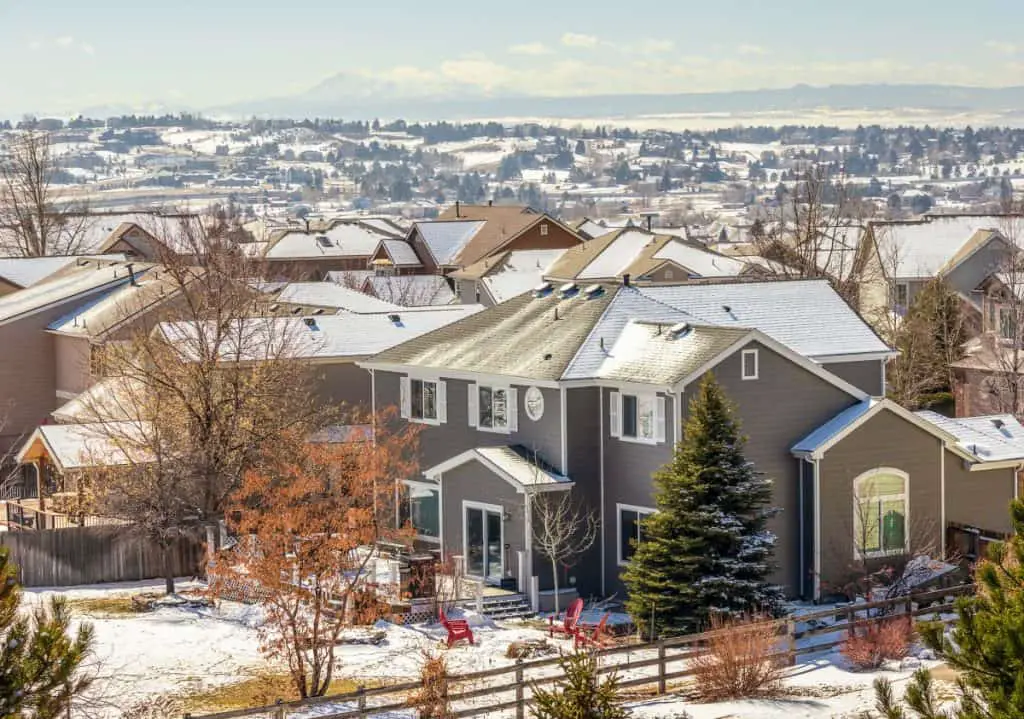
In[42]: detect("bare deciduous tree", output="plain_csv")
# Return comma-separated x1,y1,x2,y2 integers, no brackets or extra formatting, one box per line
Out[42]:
530,491,598,613
0,130,91,256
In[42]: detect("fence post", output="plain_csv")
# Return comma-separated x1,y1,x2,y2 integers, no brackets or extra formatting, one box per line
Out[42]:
357,685,367,716
515,658,525,719
657,640,666,695
786,618,796,667
846,606,856,637
273,699,285,719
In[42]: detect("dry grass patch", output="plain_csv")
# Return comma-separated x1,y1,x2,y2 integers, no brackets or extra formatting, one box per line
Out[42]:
68,596,138,616
183,672,380,713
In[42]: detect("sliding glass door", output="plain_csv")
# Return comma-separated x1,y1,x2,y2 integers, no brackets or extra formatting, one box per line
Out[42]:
464,502,503,583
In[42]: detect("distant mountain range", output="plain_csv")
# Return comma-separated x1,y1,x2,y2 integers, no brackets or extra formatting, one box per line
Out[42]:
199,82,1024,123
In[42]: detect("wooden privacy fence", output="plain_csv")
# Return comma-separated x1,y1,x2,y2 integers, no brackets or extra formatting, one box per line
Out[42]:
0,525,204,587
185,584,973,719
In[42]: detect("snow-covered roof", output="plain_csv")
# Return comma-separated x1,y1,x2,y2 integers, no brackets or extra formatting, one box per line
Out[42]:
52,376,145,423
917,411,1024,462
46,268,178,338
414,221,485,266
578,230,652,280
576,219,612,240
275,282,403,314
159,305,484,362
875,215,1007,279
480,249,568,304
379,239,422,267
0,255,125,289
364,275,456,307
792,399,877,455
651,241,747,278
18,421,151,471
424,445,571,491
0,262,136,327
266,225,386,260
638,281,892,361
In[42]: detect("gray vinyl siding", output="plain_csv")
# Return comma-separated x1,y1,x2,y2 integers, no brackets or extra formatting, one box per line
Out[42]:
312,362,372,409
439,460,526,586
564,387,603,597
601,389,675,597
817,410,943,594
944,451,1016,536
374,371,564,475
679,341,858,597
943,237,1009,296
821,360,884,397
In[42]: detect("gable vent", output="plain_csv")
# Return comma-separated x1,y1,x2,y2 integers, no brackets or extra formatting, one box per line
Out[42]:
558,282,579,299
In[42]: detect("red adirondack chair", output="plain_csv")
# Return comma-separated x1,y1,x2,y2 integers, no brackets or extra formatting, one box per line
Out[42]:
574,612,611,650
549,597,584,639
439,609,474,648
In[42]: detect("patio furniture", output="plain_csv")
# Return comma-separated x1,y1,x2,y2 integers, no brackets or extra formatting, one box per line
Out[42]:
574,612,611,650
439,609,474,648
548,597,584,639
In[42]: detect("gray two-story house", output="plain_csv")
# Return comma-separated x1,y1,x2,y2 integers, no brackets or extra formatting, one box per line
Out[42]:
362,278,1024,606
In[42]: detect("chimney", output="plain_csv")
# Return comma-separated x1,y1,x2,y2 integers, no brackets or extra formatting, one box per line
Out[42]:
622,273,631,287
646,215,653,232
455,201,461,218
127,263,137,286
304,219,310,233
488,199,493,207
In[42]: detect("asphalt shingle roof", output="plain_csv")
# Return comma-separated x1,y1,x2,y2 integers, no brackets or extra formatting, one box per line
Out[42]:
917,411,1024,462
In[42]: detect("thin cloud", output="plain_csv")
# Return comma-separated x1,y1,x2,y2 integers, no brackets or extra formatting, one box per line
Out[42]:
737,44,769,56
80,43,95,56
55,36,74,47
509,42,552,56
986,40,1019,56
561,32,599,49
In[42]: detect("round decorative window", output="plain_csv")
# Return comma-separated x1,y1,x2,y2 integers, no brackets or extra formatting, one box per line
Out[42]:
524,386,545,422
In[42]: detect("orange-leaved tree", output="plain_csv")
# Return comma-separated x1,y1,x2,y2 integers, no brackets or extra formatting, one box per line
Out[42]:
211,406,421,699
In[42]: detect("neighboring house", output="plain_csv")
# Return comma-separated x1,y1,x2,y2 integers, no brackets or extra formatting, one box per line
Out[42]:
262,223,403,279
449,249,568,306
859,215,1012,321
544,228,748,285
573,218,614,240
362,275,457,307
0,260,152,452
407,203,584,274
262,282,405,315
361,278,1021,607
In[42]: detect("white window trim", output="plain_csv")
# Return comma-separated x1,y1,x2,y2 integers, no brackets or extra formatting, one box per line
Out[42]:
474,384,515,435
403,479,441,543
853,468,910,561
462,500,504,582
616,392,662,446
741,349,759,381
407,376,444,426
616,503,656,567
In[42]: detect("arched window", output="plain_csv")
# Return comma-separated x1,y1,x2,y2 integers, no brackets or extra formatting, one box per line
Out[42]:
853,469,908,558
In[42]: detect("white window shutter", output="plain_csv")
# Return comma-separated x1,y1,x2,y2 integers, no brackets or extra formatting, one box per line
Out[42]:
437,381,448,424
655,396,667,443
468,384,478,428
400,377,411,419
508,388,519,432
609,392,622,438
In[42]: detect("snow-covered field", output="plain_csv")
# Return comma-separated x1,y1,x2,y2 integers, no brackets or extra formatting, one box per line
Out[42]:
25,579,954,719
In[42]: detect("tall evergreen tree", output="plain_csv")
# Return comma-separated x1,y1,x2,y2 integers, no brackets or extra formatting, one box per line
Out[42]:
0,548,94,718
876,500,1024,718
623,374,783,638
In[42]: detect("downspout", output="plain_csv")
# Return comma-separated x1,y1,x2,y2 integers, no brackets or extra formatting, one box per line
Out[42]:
940,440,946,558
813,457,822,601
799,459,805,599
523,491,533,592
560,387,568,474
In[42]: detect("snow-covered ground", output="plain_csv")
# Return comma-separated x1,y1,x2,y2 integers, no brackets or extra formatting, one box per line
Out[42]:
24,579,955,719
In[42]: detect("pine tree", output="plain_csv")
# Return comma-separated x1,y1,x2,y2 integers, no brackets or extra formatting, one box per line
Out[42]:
530,651,628,719
623,374,783,638
875,500,1024,718
0,548,94,718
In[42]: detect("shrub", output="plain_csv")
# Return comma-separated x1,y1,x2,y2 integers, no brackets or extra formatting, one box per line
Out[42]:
841,616,915,671
690,614,787,701
531,650,629,719
407,651,453,719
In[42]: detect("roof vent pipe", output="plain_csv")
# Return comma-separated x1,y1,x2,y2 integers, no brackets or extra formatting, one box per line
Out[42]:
455,201,461,218
622,273,631,287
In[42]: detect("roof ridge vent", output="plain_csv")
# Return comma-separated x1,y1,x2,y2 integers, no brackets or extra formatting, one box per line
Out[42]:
669,322,692,339
558,282,579,299
533,282,553,298
582,284,604,300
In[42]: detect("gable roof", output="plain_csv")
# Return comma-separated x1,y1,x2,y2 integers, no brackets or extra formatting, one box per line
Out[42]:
413,220,487,266
363,275,457,307
265,224,388,260
450,249,568,303
0,255,126,290
871,215,1010,279
424,445,572,493
377,239,423,267
638,280,892,361
575,218,613,240
45,267,179,339
432,204,580,267
916,411,1024,462
0,261,140,327
17,422,150,471
274,282,404,314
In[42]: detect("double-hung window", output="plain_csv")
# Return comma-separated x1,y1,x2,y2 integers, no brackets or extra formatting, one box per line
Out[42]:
1000,307,1018,341
469,384,518,433
400,376,447,425
610,392,665,444
618,504,655,565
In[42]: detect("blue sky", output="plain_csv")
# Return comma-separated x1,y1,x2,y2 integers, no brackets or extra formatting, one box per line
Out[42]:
1,0,1023,114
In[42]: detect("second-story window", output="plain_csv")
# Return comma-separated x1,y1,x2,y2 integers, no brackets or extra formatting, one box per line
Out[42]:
1001,308,1018,341
401,376,447,425
610,392,666,444
893,282,909,311
469,384,518,433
